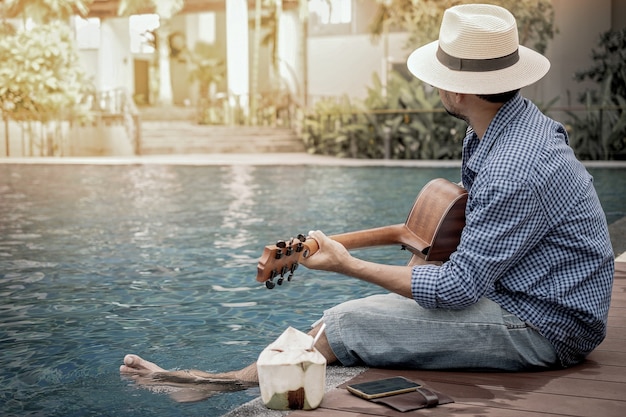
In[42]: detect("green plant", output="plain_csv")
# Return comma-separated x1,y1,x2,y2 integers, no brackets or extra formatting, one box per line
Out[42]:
302,71,465,159
189,40,227,124
302,96,366,157
0,21,92,123
2,0,91,23
363,72,465,159
574,29,626,101
567,75,626,160
567,29,626,160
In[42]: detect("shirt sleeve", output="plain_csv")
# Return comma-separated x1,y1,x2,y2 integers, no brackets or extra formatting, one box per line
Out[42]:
411,178,546,309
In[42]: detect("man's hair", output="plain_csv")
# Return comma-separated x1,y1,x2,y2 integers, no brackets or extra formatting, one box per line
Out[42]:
477,89,520,103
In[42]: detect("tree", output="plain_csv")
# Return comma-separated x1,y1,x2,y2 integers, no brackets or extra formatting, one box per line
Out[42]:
2,0,91,23
369,0,556,54
0,21,91,122
1,0,93,155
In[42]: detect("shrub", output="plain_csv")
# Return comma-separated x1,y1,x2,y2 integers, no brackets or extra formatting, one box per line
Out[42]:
302,71,465,159
0,21,92,123
567,29,626,160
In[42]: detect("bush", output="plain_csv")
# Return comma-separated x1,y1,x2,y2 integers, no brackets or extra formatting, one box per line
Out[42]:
567,29,626,160
0,21,92,123
302,72,465,159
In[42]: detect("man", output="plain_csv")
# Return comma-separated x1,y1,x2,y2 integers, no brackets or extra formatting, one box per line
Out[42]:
121,4,614,389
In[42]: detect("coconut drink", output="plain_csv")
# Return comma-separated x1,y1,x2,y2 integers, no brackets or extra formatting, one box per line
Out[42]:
257,326,327,410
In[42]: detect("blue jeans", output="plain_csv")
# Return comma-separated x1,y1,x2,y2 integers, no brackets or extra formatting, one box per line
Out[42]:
321,294,558,371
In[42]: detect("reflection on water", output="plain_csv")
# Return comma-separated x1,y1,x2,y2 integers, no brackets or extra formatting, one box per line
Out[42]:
0,164,623,417
216,165,262,251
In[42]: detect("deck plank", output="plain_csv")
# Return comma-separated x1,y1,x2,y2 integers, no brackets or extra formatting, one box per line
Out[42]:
288,262,626,417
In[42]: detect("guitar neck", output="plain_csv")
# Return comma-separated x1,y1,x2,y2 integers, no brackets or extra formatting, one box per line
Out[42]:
303,224,430,258
256,178,467,286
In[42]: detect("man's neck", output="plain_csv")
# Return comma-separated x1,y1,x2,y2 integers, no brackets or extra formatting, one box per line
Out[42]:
465,96,506,140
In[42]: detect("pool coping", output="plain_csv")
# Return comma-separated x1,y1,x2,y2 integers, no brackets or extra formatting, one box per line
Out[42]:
1,153,626,168
0,154,466,167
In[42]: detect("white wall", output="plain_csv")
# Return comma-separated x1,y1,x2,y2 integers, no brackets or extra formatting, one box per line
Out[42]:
98,18,134,93
73,1,617,112
308,0,614,110
536,0,612,107
307,32,410,101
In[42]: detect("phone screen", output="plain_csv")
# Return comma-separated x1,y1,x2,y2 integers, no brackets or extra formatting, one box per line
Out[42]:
346,376,421,399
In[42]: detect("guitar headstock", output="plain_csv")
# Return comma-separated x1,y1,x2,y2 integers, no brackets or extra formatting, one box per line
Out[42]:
257,234,311,289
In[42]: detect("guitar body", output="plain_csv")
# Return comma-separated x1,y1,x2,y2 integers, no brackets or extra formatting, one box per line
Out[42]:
256,178,468,287
406,178,467,261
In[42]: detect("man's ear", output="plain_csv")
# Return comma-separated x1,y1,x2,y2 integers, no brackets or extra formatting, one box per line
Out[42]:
453,92,466,104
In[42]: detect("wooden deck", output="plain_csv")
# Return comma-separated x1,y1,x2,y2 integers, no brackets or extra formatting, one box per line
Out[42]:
290,262,626,417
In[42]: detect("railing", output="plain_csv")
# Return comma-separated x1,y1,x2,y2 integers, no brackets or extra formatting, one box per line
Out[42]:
301,105,626,160
196,91,300,129
86,88,142,155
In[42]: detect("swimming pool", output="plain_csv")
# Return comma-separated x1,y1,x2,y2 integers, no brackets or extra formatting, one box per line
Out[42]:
1,164,624,417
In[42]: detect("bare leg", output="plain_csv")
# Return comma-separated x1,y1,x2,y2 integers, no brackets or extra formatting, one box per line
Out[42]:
120,354,258,384
119,354,256,403
120,322,338,386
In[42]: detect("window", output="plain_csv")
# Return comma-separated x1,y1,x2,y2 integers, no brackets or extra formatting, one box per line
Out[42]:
310,0,352,24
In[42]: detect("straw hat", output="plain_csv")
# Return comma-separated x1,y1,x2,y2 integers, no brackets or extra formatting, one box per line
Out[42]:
407,4,550,95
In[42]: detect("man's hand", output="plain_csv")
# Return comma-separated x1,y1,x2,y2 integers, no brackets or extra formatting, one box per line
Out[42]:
300,230,416,299
300,230,352,274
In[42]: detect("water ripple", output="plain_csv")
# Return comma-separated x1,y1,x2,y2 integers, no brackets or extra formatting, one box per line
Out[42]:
0,164,621,417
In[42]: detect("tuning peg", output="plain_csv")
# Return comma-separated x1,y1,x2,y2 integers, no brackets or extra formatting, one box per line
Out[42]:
297,234,306,242
287,273,293,282
277,277,284,285
276,240,287,248
265,280,276,289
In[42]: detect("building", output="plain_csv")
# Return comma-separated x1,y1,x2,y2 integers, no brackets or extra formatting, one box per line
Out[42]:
80,0,626,113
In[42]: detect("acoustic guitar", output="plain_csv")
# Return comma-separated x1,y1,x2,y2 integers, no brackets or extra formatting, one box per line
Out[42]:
256,178,468,289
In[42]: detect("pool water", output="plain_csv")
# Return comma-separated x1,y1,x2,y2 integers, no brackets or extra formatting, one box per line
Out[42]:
0,164,624,417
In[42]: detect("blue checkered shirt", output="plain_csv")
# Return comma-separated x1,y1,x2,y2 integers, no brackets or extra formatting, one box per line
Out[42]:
411,94,614,367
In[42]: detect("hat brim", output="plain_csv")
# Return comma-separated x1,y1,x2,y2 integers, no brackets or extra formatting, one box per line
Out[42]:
407,40,550,95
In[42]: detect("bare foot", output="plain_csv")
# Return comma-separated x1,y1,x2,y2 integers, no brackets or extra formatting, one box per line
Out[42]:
119,354,254,403
120,354,166,376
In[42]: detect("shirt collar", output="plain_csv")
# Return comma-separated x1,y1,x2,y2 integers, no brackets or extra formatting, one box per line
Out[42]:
465,93,525,175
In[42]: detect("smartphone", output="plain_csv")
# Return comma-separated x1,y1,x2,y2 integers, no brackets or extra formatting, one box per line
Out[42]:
346,376,421,400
